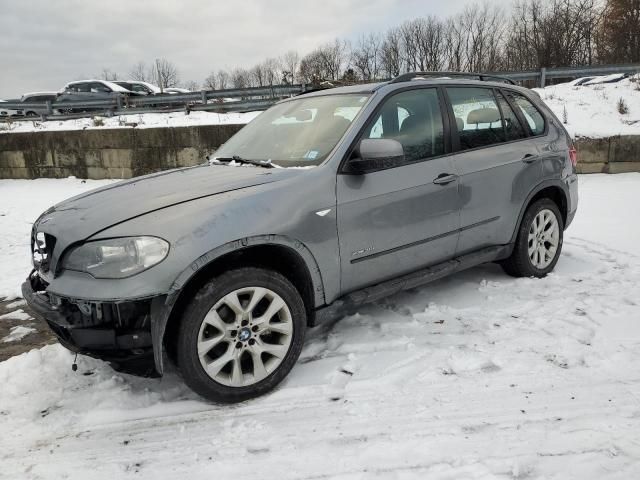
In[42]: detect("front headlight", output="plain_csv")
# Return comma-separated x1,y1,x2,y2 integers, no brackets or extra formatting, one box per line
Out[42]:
63,237,169,279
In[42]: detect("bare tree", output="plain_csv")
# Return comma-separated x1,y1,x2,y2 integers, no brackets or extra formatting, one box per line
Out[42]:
151,58,179,90
443,16,466,71
505,0,603,69
598,0,638,63
317,39,351,80
398,16,447,72
217,70,230,90
280,50,300,84
184,80,199,91
299,50,324,83
129,62,149,82
203,72,217,90
251,63,266,86
262,57,280,85
379,27,403,78
178,0,624,91
353,33,382,80
231,68,252,89
99,68,119,81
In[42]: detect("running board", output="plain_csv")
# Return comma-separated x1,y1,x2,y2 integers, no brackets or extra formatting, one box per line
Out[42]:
314,245,511,325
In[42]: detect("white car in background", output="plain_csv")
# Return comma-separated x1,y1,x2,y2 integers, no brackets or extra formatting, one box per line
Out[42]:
164,87,191,94
0,100,21,117
55,80,140,113
113,80,162,95
20,92,58,116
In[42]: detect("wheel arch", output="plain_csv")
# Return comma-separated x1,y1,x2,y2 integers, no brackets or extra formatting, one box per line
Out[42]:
153,235,326,373
509,180,569,244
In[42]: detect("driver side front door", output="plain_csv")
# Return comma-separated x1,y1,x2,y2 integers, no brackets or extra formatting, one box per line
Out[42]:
336,87,461,294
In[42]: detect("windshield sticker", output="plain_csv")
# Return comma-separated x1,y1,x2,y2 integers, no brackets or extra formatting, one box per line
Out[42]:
304,150,319,160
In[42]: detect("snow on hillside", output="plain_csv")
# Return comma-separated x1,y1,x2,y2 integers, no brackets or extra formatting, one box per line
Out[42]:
534,74,640,138
1,174,640,479
2,75,639,139
0,110,261,134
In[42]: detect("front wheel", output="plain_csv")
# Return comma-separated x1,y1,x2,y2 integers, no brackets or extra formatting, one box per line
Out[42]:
501,198,564,278
176,267,306,403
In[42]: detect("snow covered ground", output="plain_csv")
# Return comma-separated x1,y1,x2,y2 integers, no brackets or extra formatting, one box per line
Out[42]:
1,174,640,479
534,74,640,138
0,110,261,134
0,178,117,300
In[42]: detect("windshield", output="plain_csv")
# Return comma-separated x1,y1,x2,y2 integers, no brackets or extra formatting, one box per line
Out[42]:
213,93,370,167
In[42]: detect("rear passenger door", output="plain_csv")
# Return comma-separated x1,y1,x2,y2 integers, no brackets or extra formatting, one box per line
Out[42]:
444,86,543,255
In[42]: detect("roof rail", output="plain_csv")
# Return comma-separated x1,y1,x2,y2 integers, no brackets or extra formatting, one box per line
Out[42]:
390,71,516,85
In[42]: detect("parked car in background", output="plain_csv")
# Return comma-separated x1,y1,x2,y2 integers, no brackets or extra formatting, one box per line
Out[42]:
569,76,596,86
20,92,58,117
0,99,21,117
581,73,628,85
164,87,190,94
23,72,578,403
56,80,141,113
113,80,161,96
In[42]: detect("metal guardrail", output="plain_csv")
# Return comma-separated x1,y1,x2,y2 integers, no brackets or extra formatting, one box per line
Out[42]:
1,63,639,122
491,63,640,87
0,84,306,122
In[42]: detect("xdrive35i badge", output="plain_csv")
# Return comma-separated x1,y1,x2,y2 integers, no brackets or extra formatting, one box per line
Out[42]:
352,246,375,257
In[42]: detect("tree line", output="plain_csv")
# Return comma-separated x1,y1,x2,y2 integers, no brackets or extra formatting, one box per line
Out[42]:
100,0,639,90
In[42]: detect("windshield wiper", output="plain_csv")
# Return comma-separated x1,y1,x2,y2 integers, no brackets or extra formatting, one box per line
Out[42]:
211,155,274,169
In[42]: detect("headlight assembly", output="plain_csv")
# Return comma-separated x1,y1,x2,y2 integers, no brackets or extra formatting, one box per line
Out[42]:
63,237,169,279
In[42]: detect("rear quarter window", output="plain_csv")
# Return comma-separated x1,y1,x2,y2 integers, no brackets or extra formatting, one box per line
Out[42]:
507,92,546,136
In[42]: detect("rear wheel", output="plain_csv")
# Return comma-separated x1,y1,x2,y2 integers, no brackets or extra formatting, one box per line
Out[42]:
501,198,564,278
176,267,306,403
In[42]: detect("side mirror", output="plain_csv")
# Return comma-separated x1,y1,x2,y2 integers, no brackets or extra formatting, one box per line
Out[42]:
346,138,405,174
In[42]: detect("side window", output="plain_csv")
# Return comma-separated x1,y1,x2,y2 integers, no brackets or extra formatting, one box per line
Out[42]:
495,91,526,141
508,92,545,135
364,89,445,163
90,82,111,93
447,87,504,150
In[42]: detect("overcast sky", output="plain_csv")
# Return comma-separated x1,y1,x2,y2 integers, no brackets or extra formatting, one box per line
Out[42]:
1,0,482,98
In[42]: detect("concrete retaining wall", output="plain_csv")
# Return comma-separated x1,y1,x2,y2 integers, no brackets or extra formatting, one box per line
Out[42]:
0,125,638,179
0,124,244,179
575,136,640,174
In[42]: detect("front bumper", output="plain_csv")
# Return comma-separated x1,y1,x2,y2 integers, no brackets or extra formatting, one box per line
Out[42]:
22,274,162,376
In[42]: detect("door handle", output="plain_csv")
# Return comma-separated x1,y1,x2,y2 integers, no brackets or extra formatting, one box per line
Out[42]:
433,173,458,185
522,154,539,163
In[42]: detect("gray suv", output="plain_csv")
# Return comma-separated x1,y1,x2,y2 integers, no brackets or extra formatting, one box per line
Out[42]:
23,73,578,403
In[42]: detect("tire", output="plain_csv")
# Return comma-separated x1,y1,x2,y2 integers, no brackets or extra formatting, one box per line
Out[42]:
501,198,564,278
176,267,306,403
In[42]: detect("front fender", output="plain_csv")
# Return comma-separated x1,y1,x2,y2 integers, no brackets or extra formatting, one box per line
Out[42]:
152,234,326,374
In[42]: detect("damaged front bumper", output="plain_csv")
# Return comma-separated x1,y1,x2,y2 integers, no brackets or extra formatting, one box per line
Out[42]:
22,272,167,376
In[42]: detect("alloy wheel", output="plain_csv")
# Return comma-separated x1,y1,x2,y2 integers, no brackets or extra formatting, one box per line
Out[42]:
196,287,293,387
527,208,560,269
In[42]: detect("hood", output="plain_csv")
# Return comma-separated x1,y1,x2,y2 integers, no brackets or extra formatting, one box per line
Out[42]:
35,164,288,243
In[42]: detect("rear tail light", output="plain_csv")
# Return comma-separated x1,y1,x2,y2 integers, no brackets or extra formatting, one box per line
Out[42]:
569,147,578,167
